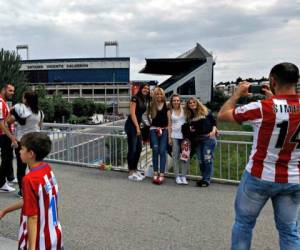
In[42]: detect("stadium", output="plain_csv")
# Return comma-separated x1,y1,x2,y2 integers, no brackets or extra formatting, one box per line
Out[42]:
20,57,131,114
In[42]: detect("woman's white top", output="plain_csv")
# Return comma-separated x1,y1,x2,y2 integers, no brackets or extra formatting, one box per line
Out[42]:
14,103,44,141
171,108,185,139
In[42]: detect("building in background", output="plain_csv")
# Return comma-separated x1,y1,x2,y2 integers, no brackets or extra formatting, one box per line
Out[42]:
140,43,214,103
21,57,130,114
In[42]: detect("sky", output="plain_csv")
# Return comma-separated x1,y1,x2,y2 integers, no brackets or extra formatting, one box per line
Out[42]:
0,0,299,84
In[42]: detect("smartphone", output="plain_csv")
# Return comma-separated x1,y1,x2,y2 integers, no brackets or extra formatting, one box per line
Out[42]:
248,85,264,94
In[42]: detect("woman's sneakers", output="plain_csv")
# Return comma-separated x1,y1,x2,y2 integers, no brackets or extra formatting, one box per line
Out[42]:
136,171,146,180
128,172,143,182
175,176,188,185
181,176,188,185
0,182,16,192
176,176,182,184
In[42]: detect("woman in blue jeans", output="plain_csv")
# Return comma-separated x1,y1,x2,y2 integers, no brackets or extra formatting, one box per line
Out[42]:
183,97,218,187
167,94,189,185
149,87,169,185
125,83,150,181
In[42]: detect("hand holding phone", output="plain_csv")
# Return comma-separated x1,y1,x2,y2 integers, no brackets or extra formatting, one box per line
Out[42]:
248,85,264,94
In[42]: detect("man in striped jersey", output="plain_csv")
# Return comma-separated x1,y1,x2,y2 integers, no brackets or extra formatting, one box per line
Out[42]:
218,62,300,250
0,132,63,250
0,83,18,192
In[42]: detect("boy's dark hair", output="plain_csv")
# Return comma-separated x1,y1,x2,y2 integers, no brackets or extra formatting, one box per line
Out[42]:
20,132,52,161
270,62,299,87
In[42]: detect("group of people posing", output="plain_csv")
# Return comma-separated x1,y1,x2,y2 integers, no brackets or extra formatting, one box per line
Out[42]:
125,84,218,186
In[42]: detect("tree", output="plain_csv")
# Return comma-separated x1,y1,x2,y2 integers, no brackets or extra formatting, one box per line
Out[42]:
72,98,96,117
35,85,55,122
0,48,28,102
206,89,229,112
52,94,72,123
95,102,106,114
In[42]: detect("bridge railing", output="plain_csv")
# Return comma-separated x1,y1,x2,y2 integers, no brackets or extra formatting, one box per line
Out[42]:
43,123,253,184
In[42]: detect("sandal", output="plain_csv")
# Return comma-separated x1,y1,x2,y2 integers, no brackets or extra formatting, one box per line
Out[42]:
153,175,160,184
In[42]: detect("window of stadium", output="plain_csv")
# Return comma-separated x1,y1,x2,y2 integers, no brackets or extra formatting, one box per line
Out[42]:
94,89,105,95
177,77,195,95
82,89,92,95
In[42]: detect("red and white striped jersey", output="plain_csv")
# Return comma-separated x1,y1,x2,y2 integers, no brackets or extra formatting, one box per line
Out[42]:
233,95,300,183
18,162,63,250
0,96,12,135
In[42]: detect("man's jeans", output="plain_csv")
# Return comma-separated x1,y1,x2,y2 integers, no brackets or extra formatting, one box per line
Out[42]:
231,171,300,250
150,128,168,173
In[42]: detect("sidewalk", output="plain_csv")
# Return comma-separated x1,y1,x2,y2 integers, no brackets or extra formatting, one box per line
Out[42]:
0,163,278,249
0,236,17,250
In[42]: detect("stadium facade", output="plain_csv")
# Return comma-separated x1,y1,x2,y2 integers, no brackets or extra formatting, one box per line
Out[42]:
21,57,130,114
140,43,214,103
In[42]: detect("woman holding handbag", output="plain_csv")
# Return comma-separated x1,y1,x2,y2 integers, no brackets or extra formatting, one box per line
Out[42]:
184,97,218,187
125,83,150,181
167,94,189,185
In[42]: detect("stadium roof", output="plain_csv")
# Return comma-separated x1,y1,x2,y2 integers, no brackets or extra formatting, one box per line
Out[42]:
139,58,206,75
139,43,212,89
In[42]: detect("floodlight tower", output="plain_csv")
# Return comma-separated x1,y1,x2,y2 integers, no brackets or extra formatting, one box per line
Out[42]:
16,44,29,60
104,41,119,57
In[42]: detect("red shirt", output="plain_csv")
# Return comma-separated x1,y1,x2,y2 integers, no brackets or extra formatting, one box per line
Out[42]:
0,96,12,135
233,95,300,183
18,162,63,250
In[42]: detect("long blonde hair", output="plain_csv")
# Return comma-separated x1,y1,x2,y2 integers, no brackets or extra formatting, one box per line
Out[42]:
185,96,208,122
150,87,166,119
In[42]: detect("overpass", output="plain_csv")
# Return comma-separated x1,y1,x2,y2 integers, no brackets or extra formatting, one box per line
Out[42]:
0,163,278,250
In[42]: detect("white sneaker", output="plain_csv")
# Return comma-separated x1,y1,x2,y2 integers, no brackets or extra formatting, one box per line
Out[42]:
128,173,143,182
136,171,146,180
8,178,18,185
176,176,182,185
181,176,188,185
0,182,16,192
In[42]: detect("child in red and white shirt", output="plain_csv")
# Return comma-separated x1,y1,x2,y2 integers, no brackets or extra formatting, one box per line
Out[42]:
0,132,63,250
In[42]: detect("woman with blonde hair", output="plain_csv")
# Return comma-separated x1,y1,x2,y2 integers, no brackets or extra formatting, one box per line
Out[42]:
150,87,169,184
182,97,218,187
167,93,189,184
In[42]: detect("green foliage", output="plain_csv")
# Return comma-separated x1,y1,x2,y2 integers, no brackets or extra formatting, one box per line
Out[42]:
206,89,229,112
68,114,89,124
35,85,72,122
0,48,28,102
52,94,72,122
186,121,253,180
72,98,96,117
95,102,106,114
39,96,55,122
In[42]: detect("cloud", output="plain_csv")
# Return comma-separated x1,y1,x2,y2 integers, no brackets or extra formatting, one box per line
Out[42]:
0,0,299,82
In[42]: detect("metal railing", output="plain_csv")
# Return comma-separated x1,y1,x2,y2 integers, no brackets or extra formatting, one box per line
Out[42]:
43,123,253,184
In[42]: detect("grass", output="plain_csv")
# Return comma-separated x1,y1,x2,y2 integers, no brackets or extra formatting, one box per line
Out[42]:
169,121,253,181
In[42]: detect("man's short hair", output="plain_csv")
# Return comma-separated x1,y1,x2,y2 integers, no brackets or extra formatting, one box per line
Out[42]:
0,83,14,91
270,62,299,86
20,132,52,161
